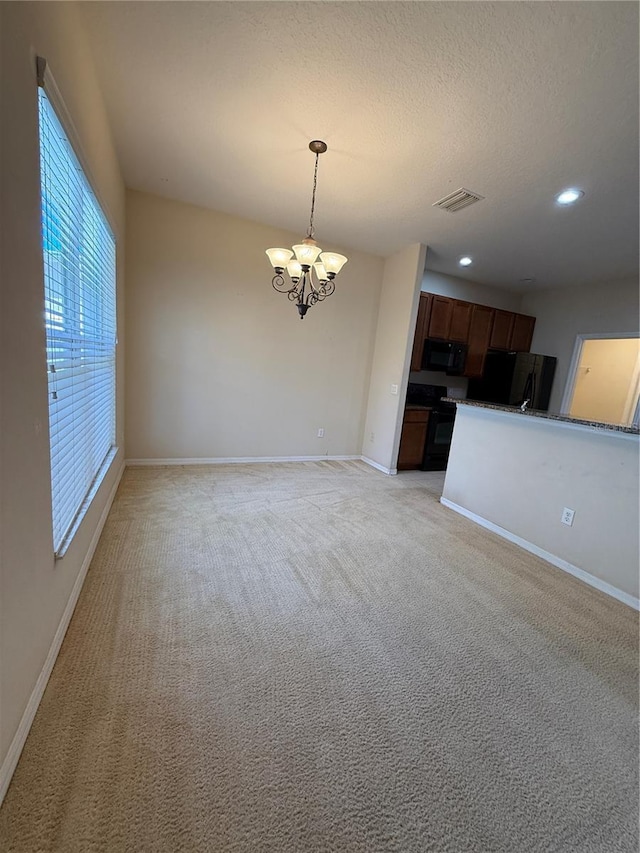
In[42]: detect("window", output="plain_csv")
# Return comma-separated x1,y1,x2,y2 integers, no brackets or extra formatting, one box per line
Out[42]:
38,82,117,555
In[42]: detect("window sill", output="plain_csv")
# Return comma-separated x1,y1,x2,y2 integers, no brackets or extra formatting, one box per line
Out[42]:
54,446,119,560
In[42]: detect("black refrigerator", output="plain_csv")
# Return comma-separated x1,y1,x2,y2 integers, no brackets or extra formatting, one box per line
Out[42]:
468,351,557,411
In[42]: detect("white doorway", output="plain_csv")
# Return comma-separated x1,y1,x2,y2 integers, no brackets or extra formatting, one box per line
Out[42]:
562,334,640,426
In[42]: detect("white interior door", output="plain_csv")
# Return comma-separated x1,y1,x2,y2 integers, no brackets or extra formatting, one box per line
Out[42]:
564,335,640,425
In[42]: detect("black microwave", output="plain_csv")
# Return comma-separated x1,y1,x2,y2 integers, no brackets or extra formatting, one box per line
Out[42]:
422,339,467,375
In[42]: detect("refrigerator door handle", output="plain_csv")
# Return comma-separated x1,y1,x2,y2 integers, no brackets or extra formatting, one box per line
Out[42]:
531,371,537,407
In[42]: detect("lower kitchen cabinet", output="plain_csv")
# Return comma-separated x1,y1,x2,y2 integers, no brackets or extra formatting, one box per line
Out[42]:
397,408,430,470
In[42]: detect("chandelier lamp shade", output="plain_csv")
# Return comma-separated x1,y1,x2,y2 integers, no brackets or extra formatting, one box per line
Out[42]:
266,140,348,319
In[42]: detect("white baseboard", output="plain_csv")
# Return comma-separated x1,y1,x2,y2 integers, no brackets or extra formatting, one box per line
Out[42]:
126,455,399,476
440,497,640,611
126,455,361,466
360,456,397,476
0,461,125,807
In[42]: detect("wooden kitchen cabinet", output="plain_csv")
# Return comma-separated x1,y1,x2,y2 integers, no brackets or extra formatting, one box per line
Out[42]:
449,300,473,343
414,292,536,379
510,313,536,352
464,304,494,378
427,296,453,339
489,309,536,352
490,310,516,350
425,295,472,342
397,409,430,470
410,293,431,371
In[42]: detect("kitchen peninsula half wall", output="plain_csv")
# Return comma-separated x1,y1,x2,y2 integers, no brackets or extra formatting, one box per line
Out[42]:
441,402,640,608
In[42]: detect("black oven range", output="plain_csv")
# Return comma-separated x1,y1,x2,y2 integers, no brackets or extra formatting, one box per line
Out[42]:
405,383,457,471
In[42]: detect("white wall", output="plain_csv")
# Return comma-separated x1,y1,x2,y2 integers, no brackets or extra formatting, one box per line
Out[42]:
362,244,428,472
0,2,125,792
443,405,639,602
422,270,522,312
521,278,640,413
125,190,384,461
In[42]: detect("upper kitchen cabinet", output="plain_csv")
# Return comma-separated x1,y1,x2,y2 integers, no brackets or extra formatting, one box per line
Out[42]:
489,309,536,352
489,310,516,350
410,293,431,371
510,313,536,352
412,292,536,378
448,301,472,343
464,304,494,378
427,295,453,339
425,295,472,343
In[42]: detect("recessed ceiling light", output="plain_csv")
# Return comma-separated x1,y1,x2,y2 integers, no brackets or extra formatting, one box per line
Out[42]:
459,256,473,267
555,188,584,205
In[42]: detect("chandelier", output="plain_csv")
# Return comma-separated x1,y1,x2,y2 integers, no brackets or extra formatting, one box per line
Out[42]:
266,141,348,319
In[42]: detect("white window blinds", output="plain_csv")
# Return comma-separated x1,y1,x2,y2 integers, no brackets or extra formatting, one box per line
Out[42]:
38,84,117,555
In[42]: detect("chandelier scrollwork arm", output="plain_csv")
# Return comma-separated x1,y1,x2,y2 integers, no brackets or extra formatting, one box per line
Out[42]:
316,279,335,301
272,272,294,294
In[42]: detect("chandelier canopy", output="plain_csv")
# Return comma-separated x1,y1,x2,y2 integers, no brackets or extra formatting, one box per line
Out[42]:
266,141,347,319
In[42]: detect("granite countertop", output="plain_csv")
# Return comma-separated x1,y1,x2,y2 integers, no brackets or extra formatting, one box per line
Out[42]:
444,398,640,435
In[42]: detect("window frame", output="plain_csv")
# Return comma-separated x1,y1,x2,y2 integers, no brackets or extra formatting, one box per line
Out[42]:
37,56,119,558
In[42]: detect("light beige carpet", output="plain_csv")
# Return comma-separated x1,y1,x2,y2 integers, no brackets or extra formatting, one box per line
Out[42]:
0,461,638,852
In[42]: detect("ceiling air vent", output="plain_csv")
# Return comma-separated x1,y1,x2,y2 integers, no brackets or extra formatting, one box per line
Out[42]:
433,188,484,213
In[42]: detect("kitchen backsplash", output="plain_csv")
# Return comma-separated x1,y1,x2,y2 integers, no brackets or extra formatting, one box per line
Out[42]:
408,371,468,397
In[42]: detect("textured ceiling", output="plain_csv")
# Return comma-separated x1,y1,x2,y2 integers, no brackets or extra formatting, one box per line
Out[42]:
79,1,639,291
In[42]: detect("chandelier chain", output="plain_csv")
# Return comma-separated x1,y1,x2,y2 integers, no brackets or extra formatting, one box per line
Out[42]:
307,152,320,239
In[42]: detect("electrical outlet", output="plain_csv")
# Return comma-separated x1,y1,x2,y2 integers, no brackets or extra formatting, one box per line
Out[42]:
317,428,324,438
391,384,398,395
370,432,375,442
561,507,575,526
